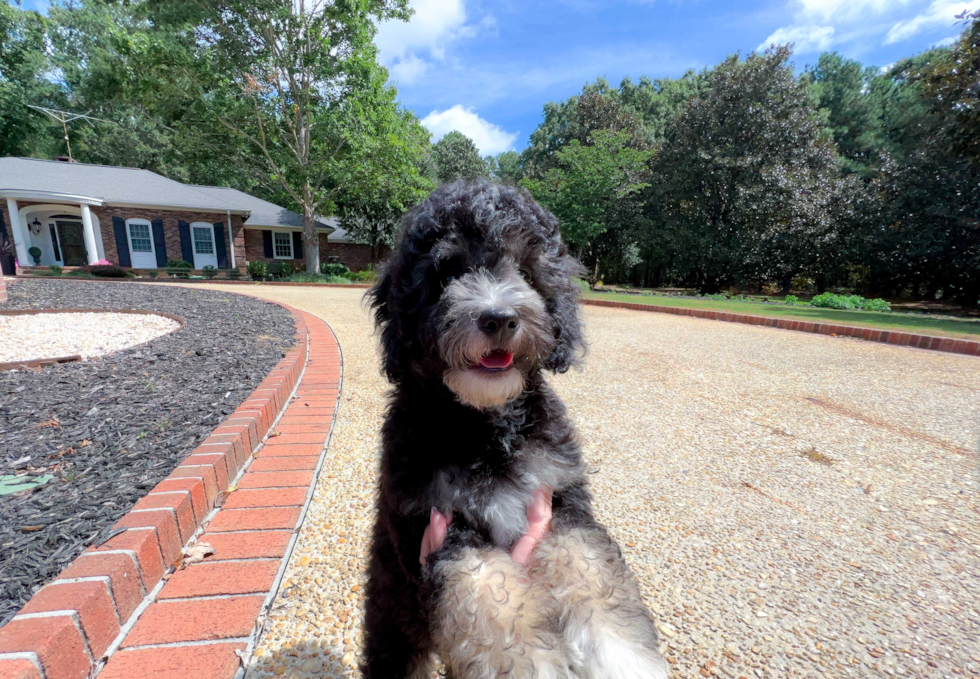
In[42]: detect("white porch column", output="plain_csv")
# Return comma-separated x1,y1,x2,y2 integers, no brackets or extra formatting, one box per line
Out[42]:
227,209,236,268
5,198,30,266
80,203,99,265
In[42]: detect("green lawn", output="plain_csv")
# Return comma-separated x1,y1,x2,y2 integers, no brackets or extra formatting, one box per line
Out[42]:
583,291,980,340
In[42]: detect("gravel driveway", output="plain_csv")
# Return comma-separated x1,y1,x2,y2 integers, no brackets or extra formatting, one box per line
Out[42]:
197,285,979,679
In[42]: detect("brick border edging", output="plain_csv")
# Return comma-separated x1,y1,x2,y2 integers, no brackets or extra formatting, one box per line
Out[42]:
13,274,372,290
581,298,980,357
0,299,312,679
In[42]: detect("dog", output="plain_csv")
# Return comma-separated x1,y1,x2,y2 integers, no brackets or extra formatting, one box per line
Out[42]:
363,180,668,679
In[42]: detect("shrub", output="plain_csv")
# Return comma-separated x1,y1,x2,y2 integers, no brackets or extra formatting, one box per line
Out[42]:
320,262,351,277
86,264,129,278
283,272,349,284
66,269,93,278
148,270,159,278
859,297,891,312
810,293,891,312
48,265,62,275
166,259,192,269
783,295,800,305
247,261,268,280
226,268,242,280
344,269,377,282
202,265,218,279
280,262,294,277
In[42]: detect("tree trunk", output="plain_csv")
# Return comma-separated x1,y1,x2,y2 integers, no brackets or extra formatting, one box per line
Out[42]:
816,273,827,294
302,184,320,273
780,273,793,296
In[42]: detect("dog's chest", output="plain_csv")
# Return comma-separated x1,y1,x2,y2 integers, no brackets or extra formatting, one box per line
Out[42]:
431,467,534,548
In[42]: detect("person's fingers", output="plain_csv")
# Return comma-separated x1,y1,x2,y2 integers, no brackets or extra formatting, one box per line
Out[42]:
420,522,434,566
420,508,452,566
510,487,553,565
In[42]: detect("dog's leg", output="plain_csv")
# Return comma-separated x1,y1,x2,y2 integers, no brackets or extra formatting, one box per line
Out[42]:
362,530,434,679
429,545,573,679
530,523,669,679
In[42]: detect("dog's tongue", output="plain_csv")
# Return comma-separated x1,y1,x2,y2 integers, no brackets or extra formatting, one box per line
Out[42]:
478,350,514,370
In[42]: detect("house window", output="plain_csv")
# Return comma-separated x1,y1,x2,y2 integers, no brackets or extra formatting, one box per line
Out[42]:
129,222,153,252
273,231,293,259
193,226,215,254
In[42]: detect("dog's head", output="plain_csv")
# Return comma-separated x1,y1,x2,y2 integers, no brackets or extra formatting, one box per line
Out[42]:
369,180,585,410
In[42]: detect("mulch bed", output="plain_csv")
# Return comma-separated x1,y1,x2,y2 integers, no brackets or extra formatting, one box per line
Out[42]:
0,280,295,626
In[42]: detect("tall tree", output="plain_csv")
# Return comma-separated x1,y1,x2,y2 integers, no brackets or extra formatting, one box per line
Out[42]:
486,150,522,182
141,0,412,272
651,47,843,293
432,131,488,184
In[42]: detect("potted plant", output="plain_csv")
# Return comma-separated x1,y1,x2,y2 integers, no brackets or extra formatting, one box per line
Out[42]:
0,238,15,275
28,246,42,266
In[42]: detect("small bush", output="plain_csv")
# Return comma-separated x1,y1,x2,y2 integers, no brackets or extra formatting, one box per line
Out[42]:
66,269,93,278
87,264,129,278
810,292,891,312
320,262,351,277
859,297,891,312
202,265,218,279
148,270,159,278
226,268,242,280
247,261,268,280
344,269,377,282
280,262,294,277
283,272,349,284
48,265,62,275
166,259,192,269
783,295,800,305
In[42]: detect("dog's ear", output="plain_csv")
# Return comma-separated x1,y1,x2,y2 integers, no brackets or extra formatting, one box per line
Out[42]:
368,251,411,382
543,250,587,374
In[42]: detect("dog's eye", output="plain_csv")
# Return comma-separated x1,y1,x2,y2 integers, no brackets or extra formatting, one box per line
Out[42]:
442,274,456,286
519,268,532,282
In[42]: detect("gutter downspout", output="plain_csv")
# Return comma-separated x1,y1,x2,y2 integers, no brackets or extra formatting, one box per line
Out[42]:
227,209,237,269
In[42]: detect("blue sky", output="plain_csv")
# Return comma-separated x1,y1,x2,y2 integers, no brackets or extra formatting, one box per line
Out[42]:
373,0,974,155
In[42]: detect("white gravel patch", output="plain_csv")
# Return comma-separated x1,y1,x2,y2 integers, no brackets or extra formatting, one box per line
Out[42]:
0,312,181,363
198,285,979,679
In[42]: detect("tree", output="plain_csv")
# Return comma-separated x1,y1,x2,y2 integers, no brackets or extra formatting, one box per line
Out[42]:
522,129,654,281
432,131,488,184
486,150,522,182
140,0,412,272
651,48,843,293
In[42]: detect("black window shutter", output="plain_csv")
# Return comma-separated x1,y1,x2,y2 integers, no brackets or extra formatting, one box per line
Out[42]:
214,222,228,268
292,231,303,260
49,224,61,262
262,230,273,257
151,219,167,268
113,217,132,267
178,221,193,264
0,209,7,241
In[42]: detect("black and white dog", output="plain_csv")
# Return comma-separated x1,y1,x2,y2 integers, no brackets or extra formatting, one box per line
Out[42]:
364,180,668,679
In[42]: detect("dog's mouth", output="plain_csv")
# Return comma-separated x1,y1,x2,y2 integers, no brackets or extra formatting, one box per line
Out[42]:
472,350,514,372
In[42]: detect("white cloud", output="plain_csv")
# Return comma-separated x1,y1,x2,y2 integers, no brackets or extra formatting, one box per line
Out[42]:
758,24,836,52
421,106,518,156
375,0,493,85
884,0,973,43
797,0,908,24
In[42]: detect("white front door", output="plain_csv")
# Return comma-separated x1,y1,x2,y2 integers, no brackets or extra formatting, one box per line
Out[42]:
127,220,157,269
191,223,218,270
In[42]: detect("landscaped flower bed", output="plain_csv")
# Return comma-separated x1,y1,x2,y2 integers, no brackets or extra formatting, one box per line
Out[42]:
0,280,295,625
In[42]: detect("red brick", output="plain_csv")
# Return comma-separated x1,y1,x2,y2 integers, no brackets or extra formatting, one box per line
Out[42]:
286,407,335,417
223,417,260,451
113,512,182,567
206,507,301,532
61,553,143,622
99,642,246,679
123,596,264,647
0,658,42,679
222,488,307,509
22,581,119,657
182,454,231,491
274,423,332,434
249,457,319,472
91,530,166,590
168,465,220,507
952,339,969,354
264,432,324,446
238,471,315,489
133,492,196,543
277,416,334,427
199,530,292,560
0,617,89,679
259,443,323,457
196,440,242,476
158,561,280,599
236,408,271,436
153,478,210,521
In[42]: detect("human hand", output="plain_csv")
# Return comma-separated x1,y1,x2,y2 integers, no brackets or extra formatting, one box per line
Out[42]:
418,487,553,567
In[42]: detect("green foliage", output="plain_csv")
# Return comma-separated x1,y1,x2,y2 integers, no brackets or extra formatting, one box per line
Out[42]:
148,269,159,278
320,262,350,277
66,269,93,278
282,272,349,284
202,265,217,279
344,269,377,282
48,265,62,275
246,261,268,280
487,151,523,182
432,131,488,184
783,295,800,305
226,268,242,280
811,293,890,311
166,259,192,269
86,264,128,278
279,262,294,278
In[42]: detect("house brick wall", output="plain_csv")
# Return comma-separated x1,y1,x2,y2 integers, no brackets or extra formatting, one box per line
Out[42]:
12,200,246,271
0,274,7,304
243,229,375,271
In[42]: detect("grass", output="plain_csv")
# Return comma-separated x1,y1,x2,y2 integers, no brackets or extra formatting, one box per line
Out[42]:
582,290,980,340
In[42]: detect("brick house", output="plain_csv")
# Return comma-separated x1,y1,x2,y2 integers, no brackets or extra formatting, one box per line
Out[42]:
0,157,376,274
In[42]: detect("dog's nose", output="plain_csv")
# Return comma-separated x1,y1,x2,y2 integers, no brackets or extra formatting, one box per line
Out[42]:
478,309,519,340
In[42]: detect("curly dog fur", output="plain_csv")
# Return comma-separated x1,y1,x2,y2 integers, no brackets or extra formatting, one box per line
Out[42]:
364,180,668,678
